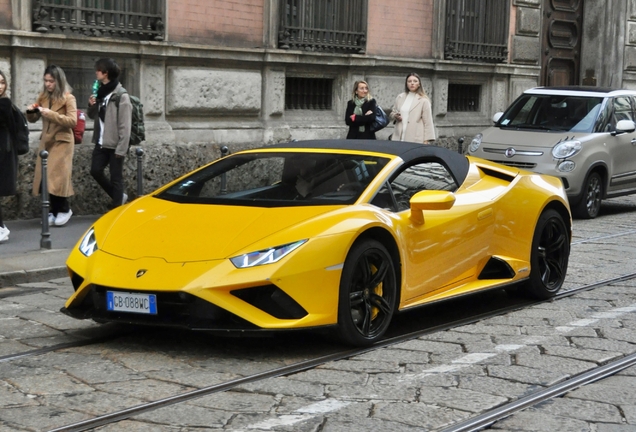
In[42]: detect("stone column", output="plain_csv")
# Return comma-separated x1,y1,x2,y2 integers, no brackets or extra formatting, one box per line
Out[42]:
511,0,541,66
139,59,174,145
262,67,290,144
263,0,279,49
12,55,46,110
582,2,627,88
11,0,32,31
432,76,448,118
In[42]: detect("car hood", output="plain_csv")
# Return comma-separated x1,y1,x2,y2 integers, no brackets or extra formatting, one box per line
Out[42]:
99,197,339,262
481,127,589,149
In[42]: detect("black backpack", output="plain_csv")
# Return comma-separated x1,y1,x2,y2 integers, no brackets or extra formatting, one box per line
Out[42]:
11,104,29,155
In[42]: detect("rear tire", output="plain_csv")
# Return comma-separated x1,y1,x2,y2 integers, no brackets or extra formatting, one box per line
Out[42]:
337,239,396,346
572,171,602,219
525,209,569,299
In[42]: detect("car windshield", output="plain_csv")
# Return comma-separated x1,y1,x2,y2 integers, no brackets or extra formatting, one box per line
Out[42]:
156,151,391,207
497,94,604,132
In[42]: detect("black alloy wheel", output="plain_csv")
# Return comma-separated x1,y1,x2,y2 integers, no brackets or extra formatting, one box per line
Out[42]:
526,209,570,299
337,239,397,346
573,171,602,219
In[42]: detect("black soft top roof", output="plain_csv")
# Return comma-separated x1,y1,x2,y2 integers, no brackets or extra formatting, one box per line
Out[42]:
266,139,470,186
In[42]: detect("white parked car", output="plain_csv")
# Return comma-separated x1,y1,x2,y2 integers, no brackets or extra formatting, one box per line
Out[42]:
468,87,636,218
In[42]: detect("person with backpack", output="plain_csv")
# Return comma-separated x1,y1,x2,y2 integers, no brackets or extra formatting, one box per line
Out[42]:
0,70,19,242
87,58,132,208
26,65,78,227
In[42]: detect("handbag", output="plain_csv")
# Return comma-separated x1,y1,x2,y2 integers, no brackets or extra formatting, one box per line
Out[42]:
11,104,30,156
73,110,86,144
370,105,388,133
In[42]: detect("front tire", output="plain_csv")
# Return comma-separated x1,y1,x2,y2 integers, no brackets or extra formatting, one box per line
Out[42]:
337,239,397,346
526,209,569,299
572,171,602,219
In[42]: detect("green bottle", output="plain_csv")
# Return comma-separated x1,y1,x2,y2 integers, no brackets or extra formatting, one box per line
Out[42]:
92,80,100,97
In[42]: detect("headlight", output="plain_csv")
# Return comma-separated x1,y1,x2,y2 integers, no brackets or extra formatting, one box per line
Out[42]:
557,161,576,172
552,140,581,159
230,240,307,268
469,133,482,153
79,228,98,257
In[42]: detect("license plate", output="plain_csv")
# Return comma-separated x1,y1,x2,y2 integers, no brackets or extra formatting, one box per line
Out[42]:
106,291,157,315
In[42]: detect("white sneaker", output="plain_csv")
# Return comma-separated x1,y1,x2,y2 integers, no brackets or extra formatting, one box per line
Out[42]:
54,209,73,227
122,193,128,205
48,213,55,226
0,225,9,243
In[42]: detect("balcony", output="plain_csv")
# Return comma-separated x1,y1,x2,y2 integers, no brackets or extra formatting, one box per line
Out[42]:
32,0,164,41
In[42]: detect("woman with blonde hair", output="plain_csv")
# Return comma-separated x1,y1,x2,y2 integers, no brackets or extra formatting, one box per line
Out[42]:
389,73,435,143
27,65,77,226
345,80,377,139
0,70,18,242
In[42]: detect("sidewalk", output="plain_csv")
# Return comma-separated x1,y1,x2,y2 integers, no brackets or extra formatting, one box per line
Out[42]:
0,214,100,287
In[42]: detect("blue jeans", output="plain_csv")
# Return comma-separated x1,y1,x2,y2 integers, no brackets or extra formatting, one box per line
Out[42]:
90,145,125,207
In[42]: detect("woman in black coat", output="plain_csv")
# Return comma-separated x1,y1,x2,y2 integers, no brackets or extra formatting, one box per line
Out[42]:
345,80,377,139
0,69,18,242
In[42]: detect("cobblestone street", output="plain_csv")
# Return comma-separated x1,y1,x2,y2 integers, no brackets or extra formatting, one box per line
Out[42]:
1,197,635,431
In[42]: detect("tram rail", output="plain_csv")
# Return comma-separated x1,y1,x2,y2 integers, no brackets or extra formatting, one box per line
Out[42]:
440,351,636,432
45,272,636,432
3,228,635,366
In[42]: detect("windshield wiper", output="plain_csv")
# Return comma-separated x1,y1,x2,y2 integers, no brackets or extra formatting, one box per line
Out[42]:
501,123,552,131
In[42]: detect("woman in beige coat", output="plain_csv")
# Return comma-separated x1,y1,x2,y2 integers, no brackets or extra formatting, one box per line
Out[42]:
389,73,435,144
27,65,77,227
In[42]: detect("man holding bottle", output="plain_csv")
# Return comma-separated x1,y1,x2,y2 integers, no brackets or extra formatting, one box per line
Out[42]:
87,58,132,208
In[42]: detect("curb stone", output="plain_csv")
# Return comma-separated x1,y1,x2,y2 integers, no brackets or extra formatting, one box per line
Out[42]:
0,266,68,288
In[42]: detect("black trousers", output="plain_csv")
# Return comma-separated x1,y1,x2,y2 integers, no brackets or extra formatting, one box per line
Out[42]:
90,144,125,206
50,194,70,215
37,183,70,216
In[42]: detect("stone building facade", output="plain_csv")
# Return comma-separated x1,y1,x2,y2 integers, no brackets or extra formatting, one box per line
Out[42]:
0,0,634,218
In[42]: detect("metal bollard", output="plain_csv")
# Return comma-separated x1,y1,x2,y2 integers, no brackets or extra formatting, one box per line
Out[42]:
458,137,465,154
135,147,144,197
220,146,229,195
39,150,51,249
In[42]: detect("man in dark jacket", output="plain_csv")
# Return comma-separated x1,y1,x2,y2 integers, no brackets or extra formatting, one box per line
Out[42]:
87,58,132,208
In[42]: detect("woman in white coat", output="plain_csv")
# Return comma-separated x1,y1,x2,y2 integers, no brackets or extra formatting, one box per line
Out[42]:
389,73,435,144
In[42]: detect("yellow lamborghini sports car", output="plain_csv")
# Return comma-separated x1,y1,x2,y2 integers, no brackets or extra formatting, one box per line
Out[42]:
62,140,571,346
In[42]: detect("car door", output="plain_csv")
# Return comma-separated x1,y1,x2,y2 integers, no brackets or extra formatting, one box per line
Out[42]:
386,160,494,306
606,95,636,194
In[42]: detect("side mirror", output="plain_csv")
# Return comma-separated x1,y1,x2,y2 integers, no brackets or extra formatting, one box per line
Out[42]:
615,119,636,134
409,190,456,225
493,112,503,123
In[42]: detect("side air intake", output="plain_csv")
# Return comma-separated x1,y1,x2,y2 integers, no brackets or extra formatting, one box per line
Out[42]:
478,257,516,280
231,285,308,319
479,167,516,183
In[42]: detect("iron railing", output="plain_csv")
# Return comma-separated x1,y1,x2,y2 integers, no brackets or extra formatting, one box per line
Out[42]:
445,0,509,63
278,0,367,54
448,84,481,111
285,77,333,110
32,0,164,41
